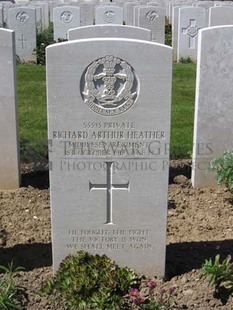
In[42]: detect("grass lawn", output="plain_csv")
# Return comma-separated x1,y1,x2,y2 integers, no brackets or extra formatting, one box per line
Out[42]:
171,63,196,158
17,63,196,160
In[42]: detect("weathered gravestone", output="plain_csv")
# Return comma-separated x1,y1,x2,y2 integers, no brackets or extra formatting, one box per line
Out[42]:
68,24,152,41
53,6,81,41
47,38,172,276
8,7,37,62
177,7,206,62
95,5,123,24
0,29,20,189
192,25,233,187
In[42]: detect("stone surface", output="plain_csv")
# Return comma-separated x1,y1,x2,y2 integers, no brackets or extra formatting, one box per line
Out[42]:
68,24,152,41
192,26,233,187
53,6,81,41
95,5,123,24
209,6,233,27
0,29,20,189
177,7,206,62
8,7,37,62
47,38,172,276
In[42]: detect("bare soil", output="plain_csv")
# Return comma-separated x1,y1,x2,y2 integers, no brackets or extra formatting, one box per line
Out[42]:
0,160,232,309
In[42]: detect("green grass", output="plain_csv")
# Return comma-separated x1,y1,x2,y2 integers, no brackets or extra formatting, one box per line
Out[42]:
171,63,196,158
17,64,47,142
16,63,196,160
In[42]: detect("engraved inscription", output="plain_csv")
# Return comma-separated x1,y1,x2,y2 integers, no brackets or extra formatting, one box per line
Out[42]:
103,10,116,23
182,19,199,49
60,11,73,23
16,11,29,23
81,55,138,116
67,229,153,251
146,10,158,22
89,162,129,225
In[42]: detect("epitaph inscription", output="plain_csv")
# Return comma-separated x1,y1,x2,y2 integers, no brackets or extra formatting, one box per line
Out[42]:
81,55,138,116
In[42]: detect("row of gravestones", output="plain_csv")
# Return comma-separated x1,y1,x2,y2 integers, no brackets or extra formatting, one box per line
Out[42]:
1,0,233,62
172,4,233,61
0,1,167,62
1,24,233,275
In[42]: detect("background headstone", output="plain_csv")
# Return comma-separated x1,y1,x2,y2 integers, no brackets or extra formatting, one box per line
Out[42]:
0,5,3,27
192,26,233,187
209,6,233,27
53,6,81,41
123,1,140,25
177,7,206,62
47,37,172,276
68,24,152,41
0,29,20,189
1,1,15,27
137,6,165,43
79,2,94,26
30,1,49,30
8,7,37,62
95,5,123,24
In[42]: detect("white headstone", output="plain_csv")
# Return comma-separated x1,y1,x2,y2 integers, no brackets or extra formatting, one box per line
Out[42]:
172,5,182,62
123,1,139,25
177,7,206,62
192,26,233,187
95,5,123,24
0,29,20,189
68,24,152,41
138,6,165,43
0,6,3,27
1,1,14,27
49,1,63,22
47,37,172,276
30,1,49,30
79,2,94,26
196,1,214,11
133,5,142,27
8,7,37,62
53,6,81,41
209,6,233,27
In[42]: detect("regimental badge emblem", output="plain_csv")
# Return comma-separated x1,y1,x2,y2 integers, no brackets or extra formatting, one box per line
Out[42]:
16,11,29,23
103,10,116,23
146,10,158,22
80,55,139,116
60,11,73,23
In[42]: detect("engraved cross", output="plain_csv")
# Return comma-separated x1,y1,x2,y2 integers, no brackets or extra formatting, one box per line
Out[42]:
89,162,129,225
182,19,199,49
18,34,27,50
